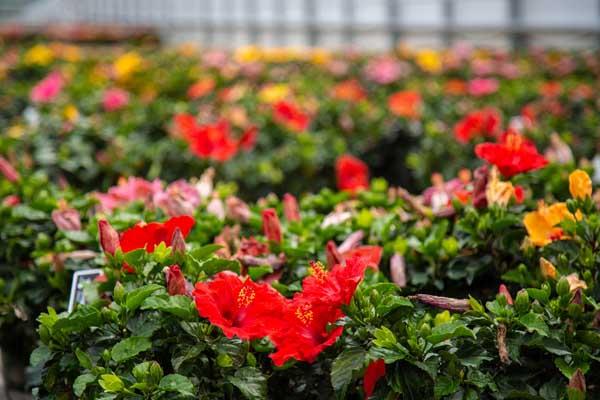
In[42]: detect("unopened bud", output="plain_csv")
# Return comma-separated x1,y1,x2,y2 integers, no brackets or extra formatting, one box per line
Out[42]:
498,284,513,305
283,193,300,222
170,228,186,255
568,369,586,393
262,208,282,244
325,240,344,268
98,219,120,255
0,155,20,183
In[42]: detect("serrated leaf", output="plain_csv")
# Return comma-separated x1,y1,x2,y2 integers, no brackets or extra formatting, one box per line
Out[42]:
330,347,366,395
518,312,549,337
427,321,475,344
111,336,152,363
159,374,195,397
125,284,163,312
227,367,267,400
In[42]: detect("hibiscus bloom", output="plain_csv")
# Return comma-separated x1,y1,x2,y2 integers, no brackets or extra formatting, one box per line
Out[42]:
153,179,201,217
474,131,548,177
364,359,386,398
468,77,499,97
523,202,577,246
336,154,369,193
30,71,64,103
238,126,258,151
272,101,311,133
301,257,369,307
341,246,382,271
118,215,195,253
454,108,501,143
388,90,422,119
184,118,240,162
269,298,344,366
102,88,130,112
95,177,163,213
193,271,286,340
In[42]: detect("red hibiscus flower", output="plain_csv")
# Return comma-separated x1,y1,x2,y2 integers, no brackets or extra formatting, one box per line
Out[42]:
301,257,369,307
341,246,383,270
388,90,422,119
454,108,501,144
119,215,195,253
193,271,286,340
262,208,282,244
474,131,548,178
336,154,369,193
269,297,344,366
364,359,386,398
238,125,258,151
173,113,240,162
272,100,310,133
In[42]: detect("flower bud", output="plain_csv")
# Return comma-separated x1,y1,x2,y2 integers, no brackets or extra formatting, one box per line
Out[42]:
389,253,407,288
262,208,282,244
568,369,586,393
113,281,125,304
514,289,529,313
98,219,120,255
226,196,251,223
325,240,344,268
51,204,81,231
2,194,20,207
569,169,592,199
283,193,300,222
0,155,20,183
170,228,186,256
557,277,570,297
164,265,189,296
498,284,513,305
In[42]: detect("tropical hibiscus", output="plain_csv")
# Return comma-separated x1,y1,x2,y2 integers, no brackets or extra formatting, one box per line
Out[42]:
187,77,215,100
102,88,130,112
523,202,576,246
185,119,240,162
335,154,369,193
331,79,367,103
474,131,548,177
272,100,311,133
454,108,501,143
341,246,382,270
301,257,369,307
98,215,195,255
269,298,344,366
193,271,286,340
388,90,422,119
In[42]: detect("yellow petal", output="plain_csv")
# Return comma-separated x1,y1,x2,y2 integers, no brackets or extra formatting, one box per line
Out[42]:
569,169,592,199
539,257,557,280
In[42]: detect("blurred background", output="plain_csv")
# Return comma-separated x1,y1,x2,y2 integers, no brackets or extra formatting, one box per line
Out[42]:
1,0,600,50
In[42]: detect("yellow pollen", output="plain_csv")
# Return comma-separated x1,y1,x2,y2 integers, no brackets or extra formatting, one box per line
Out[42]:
237,286,255,307
295,303,314,325
309,261,328,283
505,133,523,150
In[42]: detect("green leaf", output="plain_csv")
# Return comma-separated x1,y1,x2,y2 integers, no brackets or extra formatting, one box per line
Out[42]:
30,345,52,367
98,374,124,393
12,205,46,221
248,265,273,281
376,296,413,316
227,367,267,400
74,373,96,397
125,284,163,312
53,305,102,333
75,348,93,369
372,326,397,348
141,294,195,319
434,375,459,397
159,374,195,397
427,321,475,344
111,336,152,363
518,312,549,337
330,347,366,396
